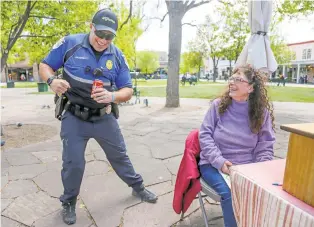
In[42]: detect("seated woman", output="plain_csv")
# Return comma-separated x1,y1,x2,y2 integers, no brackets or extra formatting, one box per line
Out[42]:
199,64,276,227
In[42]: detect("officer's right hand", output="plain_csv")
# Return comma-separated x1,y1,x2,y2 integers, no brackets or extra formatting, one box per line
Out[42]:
50,79,71,94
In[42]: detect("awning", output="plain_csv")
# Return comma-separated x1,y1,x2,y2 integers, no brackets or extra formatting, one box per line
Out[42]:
236,0,277,73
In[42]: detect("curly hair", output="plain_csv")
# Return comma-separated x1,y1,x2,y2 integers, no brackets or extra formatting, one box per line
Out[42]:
218,64,275,134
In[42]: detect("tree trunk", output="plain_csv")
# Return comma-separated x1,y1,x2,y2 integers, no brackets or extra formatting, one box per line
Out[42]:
229,59,232,78
165,2,183,108
1,53,9,80
1,1,34,74
212,57,217,82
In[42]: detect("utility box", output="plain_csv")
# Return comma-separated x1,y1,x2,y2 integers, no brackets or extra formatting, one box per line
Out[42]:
281,123,314,207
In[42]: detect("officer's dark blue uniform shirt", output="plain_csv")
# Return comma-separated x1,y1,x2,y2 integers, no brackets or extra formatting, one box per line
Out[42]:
42,33,132,109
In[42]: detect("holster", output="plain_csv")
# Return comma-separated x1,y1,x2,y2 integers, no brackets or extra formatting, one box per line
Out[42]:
55,94,68,121
111,103,119,119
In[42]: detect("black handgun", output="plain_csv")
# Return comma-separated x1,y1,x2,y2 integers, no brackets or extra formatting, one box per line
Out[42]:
55,94,67,120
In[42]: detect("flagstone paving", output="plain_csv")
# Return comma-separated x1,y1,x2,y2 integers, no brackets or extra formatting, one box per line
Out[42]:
1,88,313,227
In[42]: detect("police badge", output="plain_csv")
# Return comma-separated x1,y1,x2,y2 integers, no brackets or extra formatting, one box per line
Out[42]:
106,60,113,70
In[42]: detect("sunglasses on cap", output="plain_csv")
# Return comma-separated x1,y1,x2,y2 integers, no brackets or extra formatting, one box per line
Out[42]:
93,27,115,40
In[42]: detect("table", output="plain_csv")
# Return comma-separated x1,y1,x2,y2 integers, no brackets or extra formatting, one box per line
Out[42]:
230,159,314,227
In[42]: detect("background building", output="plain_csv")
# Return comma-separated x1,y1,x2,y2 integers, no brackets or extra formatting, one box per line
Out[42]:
203,40,314,84
1,55,40,83
203,57,235,80
153,51,168,69
281,40,314,83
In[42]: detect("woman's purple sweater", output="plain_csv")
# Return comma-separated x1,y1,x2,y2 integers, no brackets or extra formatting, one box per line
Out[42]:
199,98,275,170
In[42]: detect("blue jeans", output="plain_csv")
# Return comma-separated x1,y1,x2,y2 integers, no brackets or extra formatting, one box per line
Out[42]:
200,164,237,227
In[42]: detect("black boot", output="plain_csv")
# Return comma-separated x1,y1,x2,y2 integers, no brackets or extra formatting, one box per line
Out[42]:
62,198,77,225
132,186,158,203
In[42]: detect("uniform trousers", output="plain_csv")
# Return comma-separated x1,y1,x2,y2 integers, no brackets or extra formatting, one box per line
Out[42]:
59,111,143,203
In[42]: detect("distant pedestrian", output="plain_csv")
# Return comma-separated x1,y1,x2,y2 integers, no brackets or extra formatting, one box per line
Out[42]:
277,74,285,86
8,73,12,81
181,74,187,86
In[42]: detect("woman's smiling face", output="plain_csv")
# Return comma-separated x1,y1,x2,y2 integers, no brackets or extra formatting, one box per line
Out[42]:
228,70,253,101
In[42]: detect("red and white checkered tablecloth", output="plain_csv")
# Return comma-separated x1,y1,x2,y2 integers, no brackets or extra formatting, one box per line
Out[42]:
230,159,314,227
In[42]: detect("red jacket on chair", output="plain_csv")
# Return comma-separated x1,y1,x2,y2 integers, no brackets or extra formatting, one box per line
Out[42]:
173,129,201,214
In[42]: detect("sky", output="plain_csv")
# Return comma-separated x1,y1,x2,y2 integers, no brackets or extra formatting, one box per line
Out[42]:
135,0,314,53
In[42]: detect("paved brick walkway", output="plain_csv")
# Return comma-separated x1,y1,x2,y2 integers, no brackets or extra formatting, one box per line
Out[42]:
1,88,313,227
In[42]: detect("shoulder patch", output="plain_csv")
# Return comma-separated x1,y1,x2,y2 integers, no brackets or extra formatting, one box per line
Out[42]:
52,37,65,49
122,54,129,69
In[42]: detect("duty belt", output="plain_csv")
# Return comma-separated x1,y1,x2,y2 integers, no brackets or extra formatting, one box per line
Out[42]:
64,101,112,121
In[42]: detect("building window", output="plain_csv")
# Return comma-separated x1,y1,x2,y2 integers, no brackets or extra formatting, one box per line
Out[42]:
307,49,312,59
302,49,307,59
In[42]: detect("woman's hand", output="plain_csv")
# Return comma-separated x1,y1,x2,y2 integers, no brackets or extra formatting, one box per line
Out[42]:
221,160,233,175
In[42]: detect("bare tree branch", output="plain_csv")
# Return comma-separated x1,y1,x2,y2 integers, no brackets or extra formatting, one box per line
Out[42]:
185,0,211,13
119,0,133,30
143,24,150,32
217,0,233,6
7,0,36,50
159,11,169,22
30,1,37,11
29,15,58,20
182,22,197,27
183,0,189,8
156,0,161,9
9,20,21,40
149,11,168,23
161,11,168,22
19,35,57,38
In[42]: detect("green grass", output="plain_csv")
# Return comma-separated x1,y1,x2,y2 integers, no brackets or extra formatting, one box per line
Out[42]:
29,91,54,95
267,86,314,102
133,79,215,86
1,82,38,88
16,82,314,103
1,80,215,88
138,85,314,103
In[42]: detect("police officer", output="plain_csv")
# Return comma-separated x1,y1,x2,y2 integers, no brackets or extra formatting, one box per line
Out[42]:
39,8,157,225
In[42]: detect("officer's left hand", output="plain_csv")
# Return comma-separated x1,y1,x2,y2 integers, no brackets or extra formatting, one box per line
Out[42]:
91,87,113,104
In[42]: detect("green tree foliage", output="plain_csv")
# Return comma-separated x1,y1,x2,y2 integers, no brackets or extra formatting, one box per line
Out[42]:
270,34,294,65
112,0,144,69
1,0,100,72
218,2,249,63
136,51,159,74
1,0,145,75
278,0,314,17
196,16,225,82
185,40,207,77
180,51,203,75
215,1,250,77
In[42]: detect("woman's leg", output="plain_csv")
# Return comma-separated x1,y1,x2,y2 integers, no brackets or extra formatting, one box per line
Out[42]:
200,164,237,227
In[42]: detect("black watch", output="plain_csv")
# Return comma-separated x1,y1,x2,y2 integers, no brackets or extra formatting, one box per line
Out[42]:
47,76,56,86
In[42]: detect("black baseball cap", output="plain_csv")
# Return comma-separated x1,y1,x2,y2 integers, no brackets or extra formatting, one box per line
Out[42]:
92,9,118,35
